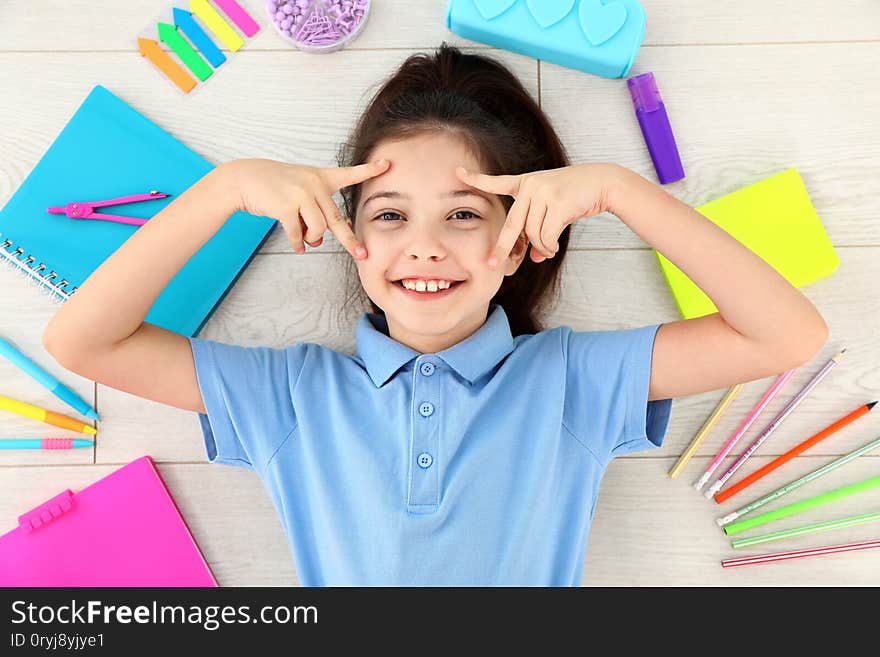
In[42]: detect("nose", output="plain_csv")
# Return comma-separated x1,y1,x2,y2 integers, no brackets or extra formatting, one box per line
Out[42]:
404,223,449,261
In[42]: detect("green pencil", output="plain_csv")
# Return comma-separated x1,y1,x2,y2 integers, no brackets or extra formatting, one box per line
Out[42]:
731,510,880,548
716,435,880,527
723,475,880,535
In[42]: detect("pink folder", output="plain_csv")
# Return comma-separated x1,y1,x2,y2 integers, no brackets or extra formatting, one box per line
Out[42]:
0,456,217,586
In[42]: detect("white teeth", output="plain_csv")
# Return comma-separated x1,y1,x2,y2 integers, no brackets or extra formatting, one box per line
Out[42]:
400,279,456,292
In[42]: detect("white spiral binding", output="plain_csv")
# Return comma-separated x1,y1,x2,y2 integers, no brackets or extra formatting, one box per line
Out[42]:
0,235,75,301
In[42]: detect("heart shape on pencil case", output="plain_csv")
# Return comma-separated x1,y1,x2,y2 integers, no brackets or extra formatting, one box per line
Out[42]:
579,0,628,45
525,0,576,28
473,0,517,20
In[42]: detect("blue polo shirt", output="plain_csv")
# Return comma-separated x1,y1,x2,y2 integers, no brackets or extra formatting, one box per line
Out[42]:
188,304,672,586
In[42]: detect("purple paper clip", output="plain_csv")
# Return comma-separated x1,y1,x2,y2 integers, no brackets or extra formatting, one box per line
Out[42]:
626,72,685,185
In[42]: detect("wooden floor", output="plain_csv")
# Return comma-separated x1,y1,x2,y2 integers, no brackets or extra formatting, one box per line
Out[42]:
1,1,879,586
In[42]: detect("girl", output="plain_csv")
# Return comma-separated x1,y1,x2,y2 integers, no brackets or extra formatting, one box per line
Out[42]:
42,44,828,586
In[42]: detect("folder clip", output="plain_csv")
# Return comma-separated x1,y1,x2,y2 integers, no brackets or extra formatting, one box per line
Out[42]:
19,490,75,533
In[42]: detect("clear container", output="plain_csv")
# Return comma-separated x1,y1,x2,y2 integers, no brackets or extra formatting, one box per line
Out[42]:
265,0,371,53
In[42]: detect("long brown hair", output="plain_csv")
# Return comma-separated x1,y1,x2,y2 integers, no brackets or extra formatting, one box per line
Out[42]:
337,43,571,337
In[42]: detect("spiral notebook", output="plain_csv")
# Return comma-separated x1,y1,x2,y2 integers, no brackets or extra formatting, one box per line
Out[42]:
0,456,217,586
0,84,277,337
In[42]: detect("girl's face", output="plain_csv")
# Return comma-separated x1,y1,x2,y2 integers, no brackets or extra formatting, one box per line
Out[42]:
354,132,527,354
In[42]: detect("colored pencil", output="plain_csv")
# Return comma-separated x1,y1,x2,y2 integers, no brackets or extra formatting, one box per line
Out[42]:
723,474,880,536
716,435,880,526
714,401,876,503
0,438,93,450
669,384,744,479
693,371,796,492
0,394,97,435
731,511,880,548
721,539,880,568
704,350,845,499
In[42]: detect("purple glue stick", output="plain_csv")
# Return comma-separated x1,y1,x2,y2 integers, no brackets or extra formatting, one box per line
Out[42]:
626,72,685,184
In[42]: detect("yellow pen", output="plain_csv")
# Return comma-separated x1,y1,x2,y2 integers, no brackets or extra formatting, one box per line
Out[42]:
0,394,97,435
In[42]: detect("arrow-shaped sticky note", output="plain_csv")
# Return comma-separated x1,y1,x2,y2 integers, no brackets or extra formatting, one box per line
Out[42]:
213,0,260,37
190,0,245,52
137,37,197,93
158,22,213,81
173,8,227,68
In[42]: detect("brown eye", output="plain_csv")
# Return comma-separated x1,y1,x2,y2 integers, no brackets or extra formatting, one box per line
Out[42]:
450,211,479,221
375,212,402,222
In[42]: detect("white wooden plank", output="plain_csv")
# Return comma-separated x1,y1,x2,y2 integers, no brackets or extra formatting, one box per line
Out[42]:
2,45,878,254
541,42,880,248
584,455,880,586
0,1,877,51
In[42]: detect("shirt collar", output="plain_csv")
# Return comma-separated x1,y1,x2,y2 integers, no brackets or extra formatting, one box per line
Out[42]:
356,304,515,388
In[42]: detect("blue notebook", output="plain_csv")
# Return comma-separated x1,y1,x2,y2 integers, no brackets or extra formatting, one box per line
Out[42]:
0,85,277,337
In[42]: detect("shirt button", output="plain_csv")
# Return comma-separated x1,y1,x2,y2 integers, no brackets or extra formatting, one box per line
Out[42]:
419,362,435,376
417,452,433,469
419,402,434,417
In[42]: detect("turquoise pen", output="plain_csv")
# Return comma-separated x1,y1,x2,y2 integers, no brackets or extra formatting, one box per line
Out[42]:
0,337,99,420
0,438,93,449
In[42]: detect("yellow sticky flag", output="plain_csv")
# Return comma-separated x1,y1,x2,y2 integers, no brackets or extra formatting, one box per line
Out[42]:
189,0,245,52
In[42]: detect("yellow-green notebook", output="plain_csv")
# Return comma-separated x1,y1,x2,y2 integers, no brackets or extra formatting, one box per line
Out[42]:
655,168,839,320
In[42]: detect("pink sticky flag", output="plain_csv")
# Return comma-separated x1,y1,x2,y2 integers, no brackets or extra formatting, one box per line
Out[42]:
212,0,260,37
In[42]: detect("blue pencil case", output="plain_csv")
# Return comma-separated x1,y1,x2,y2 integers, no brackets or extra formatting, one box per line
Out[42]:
446,0,645,79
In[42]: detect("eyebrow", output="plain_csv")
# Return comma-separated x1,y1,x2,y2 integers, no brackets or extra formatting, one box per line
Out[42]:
359,189,494,211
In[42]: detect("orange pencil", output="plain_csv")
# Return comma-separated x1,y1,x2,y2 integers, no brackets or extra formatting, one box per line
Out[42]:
713,400,877,504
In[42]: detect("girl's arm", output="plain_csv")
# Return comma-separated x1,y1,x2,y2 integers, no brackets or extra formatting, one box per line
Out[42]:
42,158,386,414
41,166,237,414
606,166,829,400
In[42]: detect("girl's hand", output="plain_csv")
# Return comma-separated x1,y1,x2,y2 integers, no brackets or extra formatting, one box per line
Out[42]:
224,157,391,258
455,163,620,269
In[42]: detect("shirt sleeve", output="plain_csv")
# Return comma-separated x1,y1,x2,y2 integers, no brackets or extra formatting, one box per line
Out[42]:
563,324,672,464
187,336,308,474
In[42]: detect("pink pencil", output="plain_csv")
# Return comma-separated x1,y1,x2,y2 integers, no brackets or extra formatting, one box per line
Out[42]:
721,539,880,567
693,369,797,492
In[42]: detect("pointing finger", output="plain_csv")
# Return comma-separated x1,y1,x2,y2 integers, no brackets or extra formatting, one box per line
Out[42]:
456,167,521,197
325,159,391,192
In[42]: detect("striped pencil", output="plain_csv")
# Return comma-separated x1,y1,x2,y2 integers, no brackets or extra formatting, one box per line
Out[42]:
731,511,880,548
704,350,845,499
723,474,880,536
722,539,880,568
693,371,796,492
716,435,880,527
669,384,744,479
714,401,876,504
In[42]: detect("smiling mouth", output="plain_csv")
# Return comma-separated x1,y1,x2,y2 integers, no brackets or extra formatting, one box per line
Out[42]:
391,280,466,292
